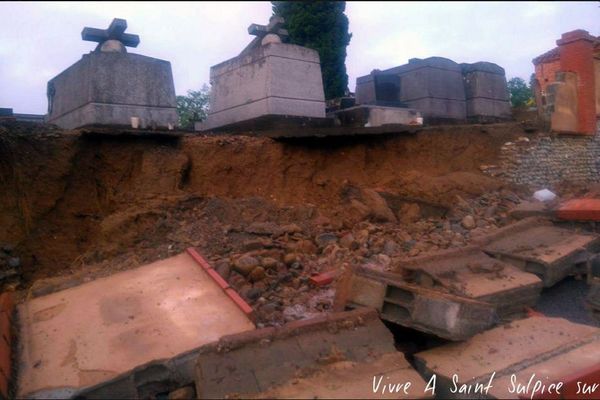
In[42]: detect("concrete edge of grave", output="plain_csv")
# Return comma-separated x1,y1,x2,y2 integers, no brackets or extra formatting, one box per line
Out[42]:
472,216,553,247
70,307,379,399
0,292,14,399
185,247,255,320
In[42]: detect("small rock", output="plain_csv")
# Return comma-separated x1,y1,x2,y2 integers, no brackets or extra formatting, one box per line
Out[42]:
215,261,231,279
280,223,303,234
168,386,196,400
261,257,279,269
7,257,20,269
245,287,262,301
339,233,357,249
361,189,397,223
315,232,338,248
484,205,498,219
398,203,421,223
408,248,420,257
232,255,260,276
383,239,399,256
284,253,298,266
461,215,476,230
248,266,266,282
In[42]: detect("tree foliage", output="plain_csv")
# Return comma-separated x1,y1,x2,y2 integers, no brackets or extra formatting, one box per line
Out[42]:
272,1,352,99
176,84,210,129
507,77,533,108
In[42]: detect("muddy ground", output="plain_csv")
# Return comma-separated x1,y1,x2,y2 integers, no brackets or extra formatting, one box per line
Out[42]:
0,120,585,326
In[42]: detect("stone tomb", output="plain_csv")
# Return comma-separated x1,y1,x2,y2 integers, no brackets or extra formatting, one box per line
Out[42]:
333,71,423,127
461,62,511,122
46,18,178,130
356,57,511,123
197,16,326,132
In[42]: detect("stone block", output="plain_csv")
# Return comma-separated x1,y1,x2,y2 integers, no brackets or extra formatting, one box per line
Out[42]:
200,43,326,131
355,73,403,107
414,317,600,399
330,105,422,127
47,52,178,129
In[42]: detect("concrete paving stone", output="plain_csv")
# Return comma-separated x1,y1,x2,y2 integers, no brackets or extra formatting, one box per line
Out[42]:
400,247,543,317
247,352,431,399
414,317,600,399
480,219,600,287
17,252,255,398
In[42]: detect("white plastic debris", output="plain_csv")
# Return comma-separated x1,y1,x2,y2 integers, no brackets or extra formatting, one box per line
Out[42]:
533,189,557,202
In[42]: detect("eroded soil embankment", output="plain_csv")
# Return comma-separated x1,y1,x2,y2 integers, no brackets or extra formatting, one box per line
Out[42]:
0,122,524,284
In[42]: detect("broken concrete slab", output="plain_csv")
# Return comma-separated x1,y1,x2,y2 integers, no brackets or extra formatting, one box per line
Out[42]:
194,308,428,398
478,217,600,287
414,316,600,399
329,105,423,128
250,352,429,399
17,252,255,398
342,266,497,341
399,246,543,317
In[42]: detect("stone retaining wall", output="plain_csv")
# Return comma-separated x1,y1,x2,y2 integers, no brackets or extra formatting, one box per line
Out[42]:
486,124,600,189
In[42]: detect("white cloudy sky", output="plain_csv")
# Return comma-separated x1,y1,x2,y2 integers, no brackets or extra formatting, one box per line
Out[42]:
0,1,597,114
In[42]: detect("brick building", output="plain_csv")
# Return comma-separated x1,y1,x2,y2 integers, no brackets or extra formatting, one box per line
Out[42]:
532,30,600,135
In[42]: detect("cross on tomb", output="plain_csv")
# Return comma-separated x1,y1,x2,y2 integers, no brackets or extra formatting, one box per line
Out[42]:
240,16,289,55
247,16,289,40
81,18,140,50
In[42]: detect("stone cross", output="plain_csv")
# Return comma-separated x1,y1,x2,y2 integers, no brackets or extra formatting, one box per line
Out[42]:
81,18,140,52
240,16,289,55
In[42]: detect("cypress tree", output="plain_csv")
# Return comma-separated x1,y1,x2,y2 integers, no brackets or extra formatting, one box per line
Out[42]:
272,1,352,100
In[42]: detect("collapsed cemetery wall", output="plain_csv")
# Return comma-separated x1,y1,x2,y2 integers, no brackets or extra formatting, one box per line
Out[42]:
486,124,600,189
0,121,522,282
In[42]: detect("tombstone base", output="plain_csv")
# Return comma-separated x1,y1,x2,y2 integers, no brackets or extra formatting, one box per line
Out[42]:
46,52,178,130
195,114,333,133
48,103,178,130
329,105,423,128
204,42,326,132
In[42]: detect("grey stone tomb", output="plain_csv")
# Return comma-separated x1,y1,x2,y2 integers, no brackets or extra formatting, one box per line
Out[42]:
461,62,511,122
46,18,178,129
197,16,326,132
333,70,422,127
355,57,511,123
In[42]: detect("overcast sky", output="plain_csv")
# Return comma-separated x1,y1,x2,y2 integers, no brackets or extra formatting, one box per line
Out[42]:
0,1,597,114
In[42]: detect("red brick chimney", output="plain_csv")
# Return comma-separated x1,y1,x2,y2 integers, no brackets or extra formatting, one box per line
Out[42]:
556,29,597,135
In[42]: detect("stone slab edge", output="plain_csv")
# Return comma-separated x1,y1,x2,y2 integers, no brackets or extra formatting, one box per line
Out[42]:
185,247,255,321
74,308,379,399
0,292,14,400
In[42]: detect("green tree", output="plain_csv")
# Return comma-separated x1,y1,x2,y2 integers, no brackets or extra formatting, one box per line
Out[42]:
272,1,352,100
176,84,210,129
507,77,533,108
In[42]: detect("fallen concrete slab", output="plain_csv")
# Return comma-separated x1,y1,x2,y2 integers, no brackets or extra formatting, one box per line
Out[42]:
194,308,429,399
340,266,497,341
250,352,429,399
414,316,600,399
399,246,543,317
557,198,600,221
17,252,256,398
478,217,600,287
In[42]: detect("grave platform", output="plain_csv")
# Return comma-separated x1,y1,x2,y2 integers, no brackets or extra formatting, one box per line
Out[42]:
329,105,423,128
340,266,497,341
414,316,600,399
478,217,600,287
400,246,543,317
17,251,255,398
557,198,600,221
194,308,429,399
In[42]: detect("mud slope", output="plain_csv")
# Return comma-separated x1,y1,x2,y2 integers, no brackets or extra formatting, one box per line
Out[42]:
0,122,523,282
